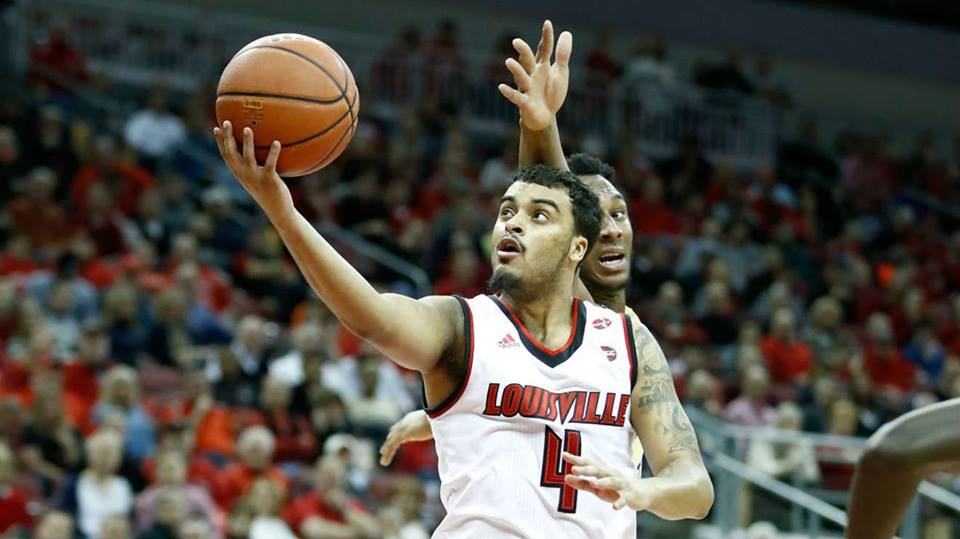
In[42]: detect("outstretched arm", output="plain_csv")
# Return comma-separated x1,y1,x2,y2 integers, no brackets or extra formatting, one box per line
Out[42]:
565,315,714,520
213,124,459,377
846,398,960,539
499,20,571,172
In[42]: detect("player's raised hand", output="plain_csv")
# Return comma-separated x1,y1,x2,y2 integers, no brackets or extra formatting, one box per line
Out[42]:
213,121,294,222
563,452,651,511
498,20,572,131
379,410,434,466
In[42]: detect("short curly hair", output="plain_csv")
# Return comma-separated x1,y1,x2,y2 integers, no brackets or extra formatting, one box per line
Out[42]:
513,164,602,255
567,153,616,183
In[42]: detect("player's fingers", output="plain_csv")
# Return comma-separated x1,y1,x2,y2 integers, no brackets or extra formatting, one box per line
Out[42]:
595,477,624,490
571,465,606,478
213,127,227,157
555,31,573,68
563,475,594,490
562,452,589,466
512,38,536,73
222,121,239,157
497,84,528,107
264,140,281,175
379,440,397,466
535,20,553,64
505,58,531,91
613,494,628,510
242,127,256,168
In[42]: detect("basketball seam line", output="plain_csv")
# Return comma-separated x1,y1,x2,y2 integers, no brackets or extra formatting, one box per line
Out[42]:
235,45,348,96
335,53,357,126
216,91,343,105
252,90,358,150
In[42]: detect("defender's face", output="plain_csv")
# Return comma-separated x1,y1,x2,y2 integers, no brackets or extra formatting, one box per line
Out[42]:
490,182,585,291
579,175,633,293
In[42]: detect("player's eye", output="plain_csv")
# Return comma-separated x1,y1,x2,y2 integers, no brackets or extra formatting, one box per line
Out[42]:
611,210,626,220
533,210,549,222
500,207,515,218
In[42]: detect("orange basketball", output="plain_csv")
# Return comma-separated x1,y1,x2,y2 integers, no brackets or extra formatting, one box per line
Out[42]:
216,34,359,177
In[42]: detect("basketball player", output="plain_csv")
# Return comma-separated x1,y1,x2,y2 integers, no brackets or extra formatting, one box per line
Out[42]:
377,153,635,458
381,21,711,517
846,398,960,539
213,21,712,539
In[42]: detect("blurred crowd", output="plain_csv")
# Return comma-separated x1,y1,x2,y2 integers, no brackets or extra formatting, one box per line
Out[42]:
1,16,960,539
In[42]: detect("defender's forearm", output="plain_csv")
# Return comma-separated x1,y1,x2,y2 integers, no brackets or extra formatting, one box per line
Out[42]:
519,117,568,171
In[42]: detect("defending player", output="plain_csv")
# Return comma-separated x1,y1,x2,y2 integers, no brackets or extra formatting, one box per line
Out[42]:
213,20,711,539
846,398,960,539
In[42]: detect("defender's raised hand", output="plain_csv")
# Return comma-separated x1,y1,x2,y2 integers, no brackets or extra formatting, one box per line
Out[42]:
498,20,572,131
213,121,294,222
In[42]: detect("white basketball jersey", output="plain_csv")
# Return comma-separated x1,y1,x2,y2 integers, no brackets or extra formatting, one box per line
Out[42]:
427,295,639,539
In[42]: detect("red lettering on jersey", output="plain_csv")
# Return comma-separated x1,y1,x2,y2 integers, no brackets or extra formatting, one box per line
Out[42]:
536,387,551,418
520,386,541,417
599,392,618,425
482,384,629,427
544,393,559,421
584,392,603,423
615,393,630,427
483,384,501,415
501,383,523,417
571,391,589,423
557,392,578,423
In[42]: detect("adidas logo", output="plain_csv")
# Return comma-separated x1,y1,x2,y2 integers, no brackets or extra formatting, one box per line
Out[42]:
497,334,520,348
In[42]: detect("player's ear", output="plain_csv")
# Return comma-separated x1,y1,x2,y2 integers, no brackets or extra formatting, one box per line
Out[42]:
569,235,589,263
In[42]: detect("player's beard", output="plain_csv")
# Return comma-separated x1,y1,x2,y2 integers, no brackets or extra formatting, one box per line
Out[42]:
487,268,521,297
488,239,569,301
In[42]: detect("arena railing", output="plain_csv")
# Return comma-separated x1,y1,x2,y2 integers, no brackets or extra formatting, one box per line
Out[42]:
687,405,960,538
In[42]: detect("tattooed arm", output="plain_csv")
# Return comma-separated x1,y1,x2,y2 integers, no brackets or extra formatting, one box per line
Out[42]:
565,316,714,518
627,318,714,519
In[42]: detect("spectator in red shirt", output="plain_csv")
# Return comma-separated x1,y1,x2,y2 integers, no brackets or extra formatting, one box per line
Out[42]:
862,313,917,393
242,376,316,464
631,175,681,237
761,308,814,384
77,182,128,257
72,135,155,218
28,23,87,91
163,234,232,314
62,320,109,431
0,235,39,278
8,167,70,255
282,455,379,539
0,442,34,535
215,426,287,511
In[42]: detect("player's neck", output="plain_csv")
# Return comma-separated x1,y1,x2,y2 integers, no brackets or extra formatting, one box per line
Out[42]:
500,290,575,346
589,288,626,313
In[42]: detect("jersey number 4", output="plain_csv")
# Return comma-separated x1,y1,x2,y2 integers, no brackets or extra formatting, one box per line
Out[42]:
540,426,582,513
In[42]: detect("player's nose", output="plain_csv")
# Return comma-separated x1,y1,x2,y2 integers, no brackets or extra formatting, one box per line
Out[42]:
599,214,622,240
506,218,524,236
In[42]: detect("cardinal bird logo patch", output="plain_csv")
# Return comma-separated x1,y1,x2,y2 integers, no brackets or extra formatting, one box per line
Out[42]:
592,318,612,330
601,346,617,361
